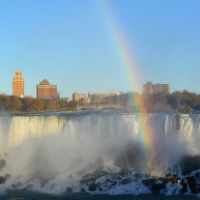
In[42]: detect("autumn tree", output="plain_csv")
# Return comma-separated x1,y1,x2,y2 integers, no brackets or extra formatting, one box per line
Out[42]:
67,101,77,110
43,99,55,110
7,96,22,111
21,97,34,111
0,95,8,110
56,100,66,109
33,99,44,111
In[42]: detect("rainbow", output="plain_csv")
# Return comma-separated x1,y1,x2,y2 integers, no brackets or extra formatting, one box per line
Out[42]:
95,0,156,172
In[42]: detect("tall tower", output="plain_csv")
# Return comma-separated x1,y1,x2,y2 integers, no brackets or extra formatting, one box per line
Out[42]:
13,70,24,97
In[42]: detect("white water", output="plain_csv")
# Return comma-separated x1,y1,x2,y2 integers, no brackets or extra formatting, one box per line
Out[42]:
0,112,200,194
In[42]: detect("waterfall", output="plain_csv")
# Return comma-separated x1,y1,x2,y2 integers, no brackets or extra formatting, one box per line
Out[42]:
0,112,200,195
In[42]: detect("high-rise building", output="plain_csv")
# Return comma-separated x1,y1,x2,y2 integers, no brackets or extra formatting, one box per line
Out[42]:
143,82,170,95
37,79,57,99
13,70,24,97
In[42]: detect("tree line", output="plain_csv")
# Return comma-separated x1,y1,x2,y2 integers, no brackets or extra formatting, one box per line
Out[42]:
75,90,200,113
0,90,199,113
0,95,77,112
117,90,200,113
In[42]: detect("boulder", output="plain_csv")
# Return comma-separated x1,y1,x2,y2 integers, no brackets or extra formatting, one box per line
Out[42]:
180,179,188,193
134,173,143,178
195,172,200,178
88,183,97,192
151,183,166,192
142,178,157,187
121,178,132,185
186,176,199,193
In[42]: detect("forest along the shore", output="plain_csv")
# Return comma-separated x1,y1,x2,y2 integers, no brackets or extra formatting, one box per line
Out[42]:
0,90,199,113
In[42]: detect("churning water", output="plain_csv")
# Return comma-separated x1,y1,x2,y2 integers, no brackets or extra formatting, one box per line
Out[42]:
1,111,200,199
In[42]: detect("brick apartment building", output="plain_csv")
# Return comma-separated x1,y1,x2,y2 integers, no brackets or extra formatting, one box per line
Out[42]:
13,70,24,98
37,79,57,99
143,82,170,95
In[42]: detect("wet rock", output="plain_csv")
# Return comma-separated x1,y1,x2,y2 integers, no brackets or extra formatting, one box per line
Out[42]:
80,178,90,184
121,178,132,185
81,188,86,192
119,171,127,177
0,176,6,184
142,178,157,187
157,177,167,185
88,183,97,191
151,183,166,192
195,172,200,178
111,181,117,186
134,173,143,178
165,173,171,178
181,167,192,176
0,159,6,171
186,176,198,193
66,187,73,192
152,175,159,179
167,177,178,184
180,179,188,193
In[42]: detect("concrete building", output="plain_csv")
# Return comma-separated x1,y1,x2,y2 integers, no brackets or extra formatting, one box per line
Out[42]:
88,91,120,103
72,92,87,101
37,79,57,99
143,82,170,95
13,70,24,98
88,91,120,98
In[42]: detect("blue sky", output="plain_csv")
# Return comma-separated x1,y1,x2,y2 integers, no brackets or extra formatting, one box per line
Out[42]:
0,0,200,98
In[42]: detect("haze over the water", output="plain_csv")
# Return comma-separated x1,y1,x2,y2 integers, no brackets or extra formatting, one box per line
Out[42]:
0,0,199,97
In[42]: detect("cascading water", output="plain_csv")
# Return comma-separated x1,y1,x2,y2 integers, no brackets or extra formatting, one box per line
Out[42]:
0,111,200,195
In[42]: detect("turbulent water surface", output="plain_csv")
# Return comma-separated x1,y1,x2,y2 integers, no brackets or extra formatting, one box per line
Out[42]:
1,111,200,199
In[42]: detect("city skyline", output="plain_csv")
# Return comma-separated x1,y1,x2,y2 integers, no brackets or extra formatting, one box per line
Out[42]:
0,0,200,98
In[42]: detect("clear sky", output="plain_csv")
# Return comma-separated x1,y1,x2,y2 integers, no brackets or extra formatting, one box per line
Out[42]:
0,0,200,98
